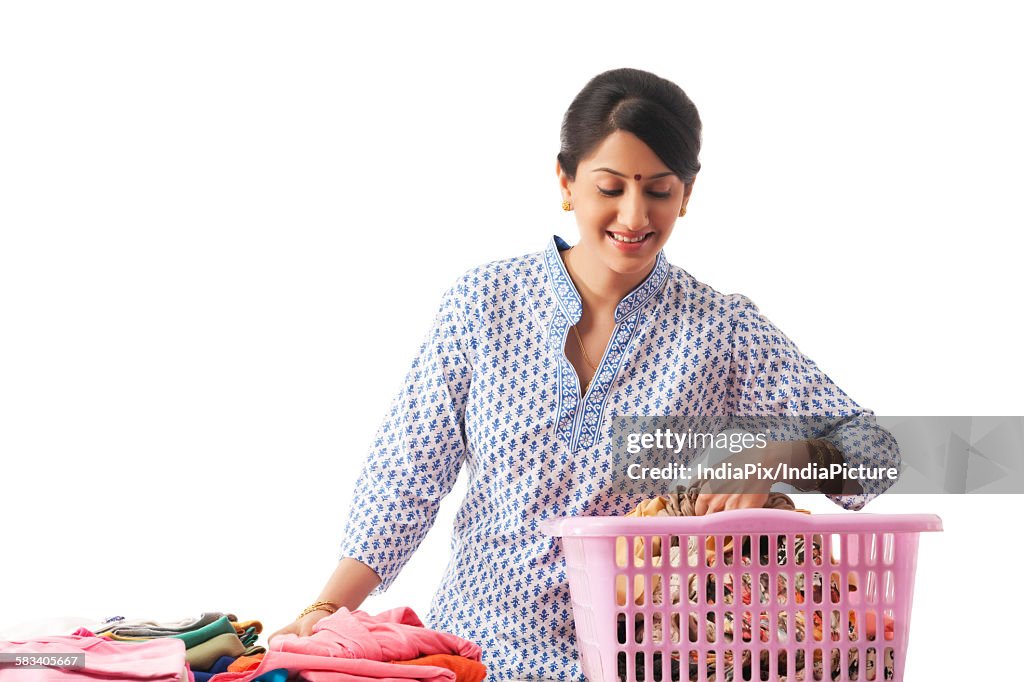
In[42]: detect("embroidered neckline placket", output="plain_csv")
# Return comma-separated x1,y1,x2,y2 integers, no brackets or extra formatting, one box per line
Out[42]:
542,235,670,452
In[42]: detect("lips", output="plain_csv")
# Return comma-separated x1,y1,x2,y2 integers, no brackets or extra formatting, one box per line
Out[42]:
607,231,654,242
606,230,655,252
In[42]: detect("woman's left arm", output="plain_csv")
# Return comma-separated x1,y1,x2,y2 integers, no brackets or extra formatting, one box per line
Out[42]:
719,293,901,511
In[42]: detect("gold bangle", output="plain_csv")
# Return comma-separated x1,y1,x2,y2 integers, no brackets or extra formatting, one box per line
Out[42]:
297,600,338,620
809,439,828,470
793,439,835,493
808,438,844,495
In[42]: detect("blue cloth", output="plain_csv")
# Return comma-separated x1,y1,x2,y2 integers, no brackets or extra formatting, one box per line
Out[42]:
191,655,237,681
252,670,288,682
338,234,900,681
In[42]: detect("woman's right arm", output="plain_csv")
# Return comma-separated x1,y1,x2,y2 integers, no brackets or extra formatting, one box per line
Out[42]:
315,557,383,610
271,276,477,640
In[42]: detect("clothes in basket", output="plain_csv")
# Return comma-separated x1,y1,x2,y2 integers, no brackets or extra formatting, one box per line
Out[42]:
613,490,895,681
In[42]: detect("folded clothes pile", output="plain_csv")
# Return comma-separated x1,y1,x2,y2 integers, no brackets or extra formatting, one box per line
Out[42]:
0,608,485,682
90,612,265,680
0,612,270,682
0,631,192,681
214,606,486,682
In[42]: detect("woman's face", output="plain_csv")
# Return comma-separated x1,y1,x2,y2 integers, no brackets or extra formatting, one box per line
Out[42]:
558,129,693,277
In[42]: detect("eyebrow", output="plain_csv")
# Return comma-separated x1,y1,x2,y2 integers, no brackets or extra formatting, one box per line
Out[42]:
591,167,675,180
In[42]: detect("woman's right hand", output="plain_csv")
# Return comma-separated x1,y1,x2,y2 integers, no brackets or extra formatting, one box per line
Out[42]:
268,609,332,642
269,558,382,643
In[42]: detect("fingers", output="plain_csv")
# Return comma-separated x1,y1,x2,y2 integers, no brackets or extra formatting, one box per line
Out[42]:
268,611,330,644
696,493,726,515
730,493,770,511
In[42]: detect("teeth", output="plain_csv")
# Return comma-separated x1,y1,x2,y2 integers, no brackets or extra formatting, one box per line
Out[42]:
610,233,649,243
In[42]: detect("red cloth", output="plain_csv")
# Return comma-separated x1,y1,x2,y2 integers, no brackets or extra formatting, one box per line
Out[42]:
392,654,486,682
227,653,264,672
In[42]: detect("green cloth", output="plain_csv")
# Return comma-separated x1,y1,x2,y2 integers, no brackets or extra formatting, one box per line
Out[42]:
174,615,237,649
106,615,237,648
185,632,246,671
240,626,258,646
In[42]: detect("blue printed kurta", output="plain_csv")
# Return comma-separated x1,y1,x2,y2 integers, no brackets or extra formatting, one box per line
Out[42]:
338,235,899,681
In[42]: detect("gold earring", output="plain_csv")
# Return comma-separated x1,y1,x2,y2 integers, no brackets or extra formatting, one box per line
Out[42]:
679,206,687,217
562,200,572,211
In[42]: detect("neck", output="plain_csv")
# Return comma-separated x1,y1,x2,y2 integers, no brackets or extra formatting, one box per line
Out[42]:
561,241,655,317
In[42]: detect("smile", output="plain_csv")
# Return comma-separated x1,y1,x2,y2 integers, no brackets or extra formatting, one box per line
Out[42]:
607,232,653,243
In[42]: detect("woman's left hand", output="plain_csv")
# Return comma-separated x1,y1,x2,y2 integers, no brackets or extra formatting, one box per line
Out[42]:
693,444,782,515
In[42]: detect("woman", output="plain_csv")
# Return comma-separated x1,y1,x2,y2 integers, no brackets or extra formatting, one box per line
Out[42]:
270,67,899,681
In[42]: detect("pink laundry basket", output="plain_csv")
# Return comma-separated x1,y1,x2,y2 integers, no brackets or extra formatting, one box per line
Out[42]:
541,511,942,682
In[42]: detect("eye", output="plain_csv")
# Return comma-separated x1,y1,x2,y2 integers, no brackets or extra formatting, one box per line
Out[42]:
597,187,672,199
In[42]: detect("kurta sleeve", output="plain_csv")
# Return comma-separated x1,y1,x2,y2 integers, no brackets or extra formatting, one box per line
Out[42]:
337,276,475,593
725,294,900,511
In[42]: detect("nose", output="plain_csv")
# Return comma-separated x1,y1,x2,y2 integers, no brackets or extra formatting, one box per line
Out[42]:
618,189,649,231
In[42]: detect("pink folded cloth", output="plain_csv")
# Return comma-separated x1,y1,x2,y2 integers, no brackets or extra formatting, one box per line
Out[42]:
209,607,481,682
273,607,479,662
0,628,193,681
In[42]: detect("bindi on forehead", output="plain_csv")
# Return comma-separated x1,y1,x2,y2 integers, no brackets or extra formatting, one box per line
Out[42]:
590,167,675,181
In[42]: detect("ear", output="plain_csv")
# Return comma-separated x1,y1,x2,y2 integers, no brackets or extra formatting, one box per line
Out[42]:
681,177,696,210
556,159,573,200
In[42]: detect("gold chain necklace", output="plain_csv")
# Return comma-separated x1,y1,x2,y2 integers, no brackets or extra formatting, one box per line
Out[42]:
572,324,599,393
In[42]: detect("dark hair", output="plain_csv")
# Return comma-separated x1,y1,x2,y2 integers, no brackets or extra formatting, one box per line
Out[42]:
557,68,702,186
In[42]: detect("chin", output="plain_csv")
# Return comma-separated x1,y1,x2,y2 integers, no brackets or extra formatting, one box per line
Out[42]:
598,236,663,269
602,254,659,275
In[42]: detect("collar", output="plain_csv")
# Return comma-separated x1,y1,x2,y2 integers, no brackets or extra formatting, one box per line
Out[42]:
543,234,670,325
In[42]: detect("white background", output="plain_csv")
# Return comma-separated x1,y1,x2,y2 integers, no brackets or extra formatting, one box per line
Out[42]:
1,1,1020,679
